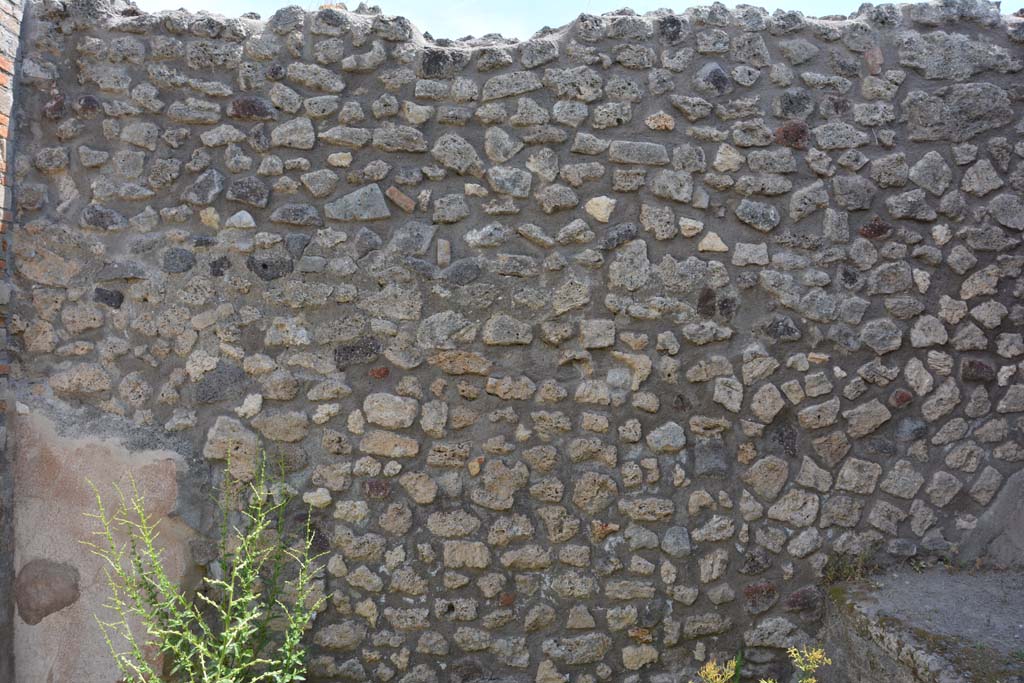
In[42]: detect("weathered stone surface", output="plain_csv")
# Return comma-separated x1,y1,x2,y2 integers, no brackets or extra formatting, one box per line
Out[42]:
735,199,780,232
431,133,483,176
363,393,418,429
251,410,309,442
767,490,819,527
904,83,1013,142
325,183,391,221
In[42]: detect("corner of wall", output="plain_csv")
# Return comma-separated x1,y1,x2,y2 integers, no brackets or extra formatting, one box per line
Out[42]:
0,0,24,677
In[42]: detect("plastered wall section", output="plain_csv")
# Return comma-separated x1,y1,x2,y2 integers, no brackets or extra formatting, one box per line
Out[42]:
6,1,1024,682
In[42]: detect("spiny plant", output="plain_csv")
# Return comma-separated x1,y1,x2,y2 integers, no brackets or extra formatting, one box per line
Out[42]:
783,645,833,683
692,658,739,683
691,645,831,683
84,457,325,683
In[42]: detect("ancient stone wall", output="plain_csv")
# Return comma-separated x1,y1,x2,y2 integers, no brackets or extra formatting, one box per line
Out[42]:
5,0,1024,680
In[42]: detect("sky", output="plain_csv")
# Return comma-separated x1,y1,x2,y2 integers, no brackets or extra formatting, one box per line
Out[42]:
135,0,864,41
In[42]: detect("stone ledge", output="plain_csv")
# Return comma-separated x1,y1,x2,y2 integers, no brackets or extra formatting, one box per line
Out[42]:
824,569,1024,683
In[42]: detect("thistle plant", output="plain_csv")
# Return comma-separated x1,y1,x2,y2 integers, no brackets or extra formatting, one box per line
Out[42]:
691,645,831,683
781,646,832,683
84,459,325,683
692,658,740,683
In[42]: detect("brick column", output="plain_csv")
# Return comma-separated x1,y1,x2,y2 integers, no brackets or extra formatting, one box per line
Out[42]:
0,0,22,677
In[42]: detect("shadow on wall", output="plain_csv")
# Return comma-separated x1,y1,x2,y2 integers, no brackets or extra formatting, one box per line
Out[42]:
11,408,200,683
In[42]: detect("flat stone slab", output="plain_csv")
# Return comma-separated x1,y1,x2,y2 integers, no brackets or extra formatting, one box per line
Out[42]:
826,569,1024,683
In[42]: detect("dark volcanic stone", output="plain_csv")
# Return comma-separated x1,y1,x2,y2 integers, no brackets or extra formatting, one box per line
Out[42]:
93,287,124,309
694,62,732,96
195,361,248,403
656,15,689,44
209,256,230,277
80,204,127,231
759,314,802,342
334,337,382,368
163,247,196,273
693,436,728,477
226,176,271,208
739,546,772,575
765,422,799,459
227,95,278,121
601,222,640,251
248,123,270,152
246,253,293,281
697,287,717,318
75,94,102,118
285,233,312,258
443,259,482,286
419,47,471,79
961,358,997,382
266,63,285,80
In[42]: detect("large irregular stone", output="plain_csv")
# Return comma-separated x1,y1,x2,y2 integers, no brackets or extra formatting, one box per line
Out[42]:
14,559,80,625
325,184,391,221
903,83,1013,142
271,117,316,149
204,416,259,480
430,133,483,176
735,199,780,232
897,30,1022,80
363,393,418,429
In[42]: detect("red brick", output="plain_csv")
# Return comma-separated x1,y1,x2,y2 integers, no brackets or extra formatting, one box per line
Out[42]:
385,185,416,213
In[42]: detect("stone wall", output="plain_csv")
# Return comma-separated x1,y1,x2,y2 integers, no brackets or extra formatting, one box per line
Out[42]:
5,0,1024,680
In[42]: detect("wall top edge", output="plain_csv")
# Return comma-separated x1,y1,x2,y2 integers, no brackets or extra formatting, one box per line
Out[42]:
24,0,1024,49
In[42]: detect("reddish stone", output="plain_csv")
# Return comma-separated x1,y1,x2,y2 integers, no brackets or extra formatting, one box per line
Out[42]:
499,592,515,607
368,366,390,380
774,121,810,149
859,216,892,239
364,479,391,499
42,95,66,120
961,359,996,382
889,389,914,408
783,585,826,622
385,185,416,213
227,96,279,121
743,580,779,614
14,559,80,625
864,46,884,75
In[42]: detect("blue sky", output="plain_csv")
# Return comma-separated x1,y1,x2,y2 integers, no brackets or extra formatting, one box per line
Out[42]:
136,0,864,40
